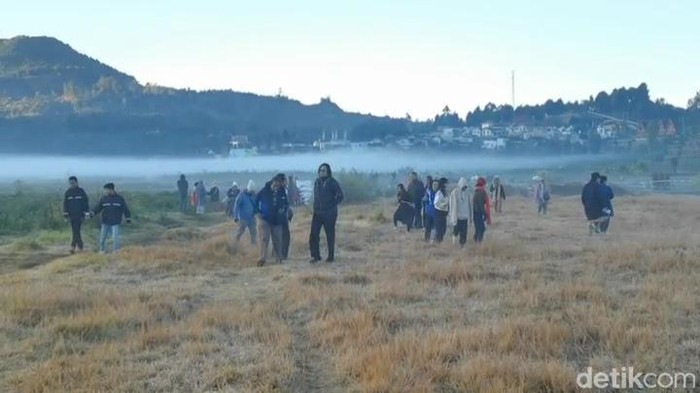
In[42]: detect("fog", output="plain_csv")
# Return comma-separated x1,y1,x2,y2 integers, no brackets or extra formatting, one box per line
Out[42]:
0,151,616,181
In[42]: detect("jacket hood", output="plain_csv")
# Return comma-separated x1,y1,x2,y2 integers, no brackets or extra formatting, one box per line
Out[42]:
458,177,467,188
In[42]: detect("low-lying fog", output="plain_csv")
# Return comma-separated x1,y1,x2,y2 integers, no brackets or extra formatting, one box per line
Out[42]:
0,151,613,181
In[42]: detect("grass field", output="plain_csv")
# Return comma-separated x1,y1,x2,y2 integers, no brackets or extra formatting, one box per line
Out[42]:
1,194,699,392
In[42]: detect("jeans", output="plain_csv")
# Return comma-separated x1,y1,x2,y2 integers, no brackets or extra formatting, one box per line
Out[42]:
309,212,337,260
235,218,257,245
258,220,284,262
452,219,468,246
473,212,486,243
99,224,121,253
434,210,448,243
70,217,84,250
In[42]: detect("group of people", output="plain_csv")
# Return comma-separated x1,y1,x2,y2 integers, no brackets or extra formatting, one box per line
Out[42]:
214,163,343,266
394,172,507,247
63,176,132,254
581,172,615,234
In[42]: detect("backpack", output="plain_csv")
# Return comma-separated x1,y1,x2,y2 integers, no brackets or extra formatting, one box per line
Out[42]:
543,190,551,201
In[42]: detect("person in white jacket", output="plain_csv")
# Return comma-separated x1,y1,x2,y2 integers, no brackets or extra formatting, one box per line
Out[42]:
448,177,472,247
433,177,449,243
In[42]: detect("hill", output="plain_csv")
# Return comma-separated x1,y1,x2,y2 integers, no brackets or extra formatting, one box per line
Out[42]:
0,36,380,155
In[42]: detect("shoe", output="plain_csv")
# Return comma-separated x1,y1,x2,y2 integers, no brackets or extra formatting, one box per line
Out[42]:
309,258,321,264
257,259,266,267
325,257,334,263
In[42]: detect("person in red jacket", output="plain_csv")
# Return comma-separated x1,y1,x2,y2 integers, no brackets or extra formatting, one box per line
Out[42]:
472,177,491,243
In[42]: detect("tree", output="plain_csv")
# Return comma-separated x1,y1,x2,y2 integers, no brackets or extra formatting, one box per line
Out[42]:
689,91,700,110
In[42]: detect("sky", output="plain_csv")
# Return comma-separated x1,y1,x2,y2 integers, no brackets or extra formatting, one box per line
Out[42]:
2,0,698,119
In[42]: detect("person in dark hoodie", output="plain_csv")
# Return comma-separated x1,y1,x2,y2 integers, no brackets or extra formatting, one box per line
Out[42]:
177,174,189,214
63,176,90,254
472,177,492,243
393,183,414,231
93,183,131,254
422,175,433,228
309,163,344,263
581,172,606,234
225,182,241,218
406,172,425,229
599,175,614,233
255,174,289,266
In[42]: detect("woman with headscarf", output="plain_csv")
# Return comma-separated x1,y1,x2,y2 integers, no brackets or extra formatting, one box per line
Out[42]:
393,183,415,232
472,177,491,243
433,177,449,243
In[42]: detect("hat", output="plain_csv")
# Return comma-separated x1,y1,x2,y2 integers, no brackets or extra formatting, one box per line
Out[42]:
232,181,238,187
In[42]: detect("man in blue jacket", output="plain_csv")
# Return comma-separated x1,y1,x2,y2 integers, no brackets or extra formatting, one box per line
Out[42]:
255,174,289,266
234,180,257,245
93,183,131,254
309,163,344,263
63,176,90,254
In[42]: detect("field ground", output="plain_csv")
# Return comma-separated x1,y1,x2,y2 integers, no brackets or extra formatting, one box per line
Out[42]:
1,195,700,392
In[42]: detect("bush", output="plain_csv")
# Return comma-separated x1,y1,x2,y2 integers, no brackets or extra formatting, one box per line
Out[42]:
334,170,381,204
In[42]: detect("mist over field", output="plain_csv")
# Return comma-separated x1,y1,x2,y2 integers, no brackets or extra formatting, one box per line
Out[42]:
0,151,617,182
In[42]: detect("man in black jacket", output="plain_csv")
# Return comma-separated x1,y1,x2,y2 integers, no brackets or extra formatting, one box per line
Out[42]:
581,172,605,234
309,163,344,263
93,183,131,254
63,176,90,254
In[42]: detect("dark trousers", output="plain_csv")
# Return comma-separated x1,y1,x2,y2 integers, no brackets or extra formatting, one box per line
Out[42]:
70,218,84,250
473,212,486,243
453,219,469,246
413,201,423,228
424,214,435,242
309,212,337,260
179,195,189,213
282,221,290,260
434,210,448,243
599,217,611,233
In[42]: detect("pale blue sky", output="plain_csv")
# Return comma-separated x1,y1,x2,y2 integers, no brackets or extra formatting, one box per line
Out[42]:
3,0,698,119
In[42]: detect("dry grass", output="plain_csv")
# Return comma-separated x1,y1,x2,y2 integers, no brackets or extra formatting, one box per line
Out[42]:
1,195,699,392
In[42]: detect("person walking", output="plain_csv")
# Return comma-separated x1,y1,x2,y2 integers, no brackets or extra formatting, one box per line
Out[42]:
472,177,491,243
581,172,606,234
599,175,614,233
393,183,415,232
255,174,289,266
422,175,433,228
433,177,449,243
225,182,241,218
195,180,207,215
448,177,472,248
423,179,437,242
177,174,189,214
490,176,506,214
533,176,549,215
63,176,90,254
407,172,425,229
309,163,344,263
233,180,257,245
93,183,131,254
